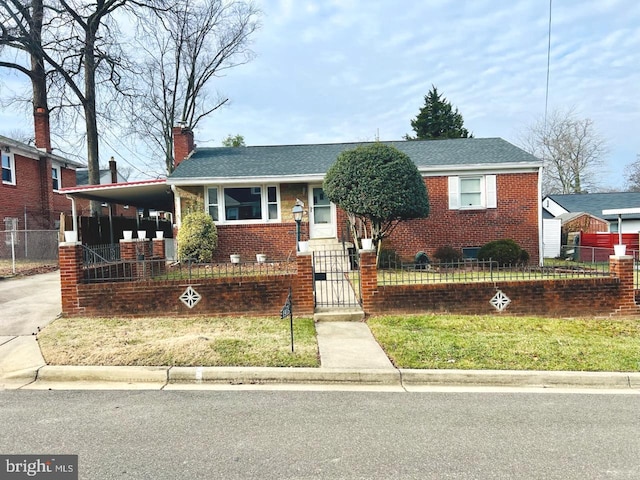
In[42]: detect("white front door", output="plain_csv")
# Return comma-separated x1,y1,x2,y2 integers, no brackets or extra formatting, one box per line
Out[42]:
308,185,336,239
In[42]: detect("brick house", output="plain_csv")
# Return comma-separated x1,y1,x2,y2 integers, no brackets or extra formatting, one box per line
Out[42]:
0,130,84,230
167,127,543,263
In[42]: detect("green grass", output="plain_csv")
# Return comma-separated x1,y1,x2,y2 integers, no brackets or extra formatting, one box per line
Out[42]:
38,316,319,367
368,314,640,371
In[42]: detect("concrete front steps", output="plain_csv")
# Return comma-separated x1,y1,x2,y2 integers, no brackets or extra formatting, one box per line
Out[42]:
307,238,354,251
314,307,365,322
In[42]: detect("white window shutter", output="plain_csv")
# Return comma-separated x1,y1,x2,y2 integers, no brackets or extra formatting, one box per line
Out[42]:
448,176,460,209
486,175,497,208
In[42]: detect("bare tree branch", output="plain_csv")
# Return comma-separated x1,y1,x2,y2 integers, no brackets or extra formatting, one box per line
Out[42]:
129,0,260,173
520,109,607,195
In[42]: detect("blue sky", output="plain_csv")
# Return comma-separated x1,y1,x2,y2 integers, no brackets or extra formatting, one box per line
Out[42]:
1,0,640,189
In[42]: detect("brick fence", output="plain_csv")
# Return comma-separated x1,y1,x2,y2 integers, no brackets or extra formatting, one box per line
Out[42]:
59,242,639,318
359,251,640,318
59,240,314,318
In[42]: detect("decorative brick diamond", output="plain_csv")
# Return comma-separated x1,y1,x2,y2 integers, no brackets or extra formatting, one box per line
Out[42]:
490,290,511,312
180,286,201,309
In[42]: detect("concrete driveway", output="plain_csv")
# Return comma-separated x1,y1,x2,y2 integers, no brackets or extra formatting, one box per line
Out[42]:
0,271,60,385
0,270,61,335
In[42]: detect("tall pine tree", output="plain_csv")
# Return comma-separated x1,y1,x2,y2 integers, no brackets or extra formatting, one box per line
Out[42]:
405,86,471,140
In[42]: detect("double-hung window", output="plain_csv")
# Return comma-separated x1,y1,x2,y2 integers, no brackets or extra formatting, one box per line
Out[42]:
207,185,279,222
2,152,15,185
52,165,61,191
448,175,497,209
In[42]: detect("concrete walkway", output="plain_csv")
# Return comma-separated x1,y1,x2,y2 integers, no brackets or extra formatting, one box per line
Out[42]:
316,322,394,369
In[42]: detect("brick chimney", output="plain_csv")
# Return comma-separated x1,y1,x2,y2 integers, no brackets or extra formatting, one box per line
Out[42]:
172,125,195,167
34,107,52,153
109,157,118,183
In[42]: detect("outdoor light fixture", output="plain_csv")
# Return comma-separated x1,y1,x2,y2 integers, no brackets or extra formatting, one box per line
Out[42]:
292,199,304,249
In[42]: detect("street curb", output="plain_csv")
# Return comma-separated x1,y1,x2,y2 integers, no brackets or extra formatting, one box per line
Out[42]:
400,369,640,389
36,366,169,384
168,367,401,385
8,366,640,389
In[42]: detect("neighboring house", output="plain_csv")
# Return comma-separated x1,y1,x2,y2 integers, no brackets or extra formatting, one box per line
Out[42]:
167,127,543,263
73,157,135,218
0,133,84,230
543,192,640,233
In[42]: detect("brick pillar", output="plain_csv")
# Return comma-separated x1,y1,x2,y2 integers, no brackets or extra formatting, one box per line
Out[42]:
120,239,151,279
359,250,378,314
609,255,640,316
152,239,165,259
152,238,166,276
59,243,83,316
292,252,314,315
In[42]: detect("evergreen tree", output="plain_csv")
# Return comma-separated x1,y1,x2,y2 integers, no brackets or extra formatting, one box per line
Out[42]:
405,86,471,140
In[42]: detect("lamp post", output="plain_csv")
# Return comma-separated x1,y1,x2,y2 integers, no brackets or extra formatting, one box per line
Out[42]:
292,200,304,251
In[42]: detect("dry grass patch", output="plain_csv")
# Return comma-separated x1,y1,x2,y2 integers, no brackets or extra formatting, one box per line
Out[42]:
38,316,318,367
0,260,58,277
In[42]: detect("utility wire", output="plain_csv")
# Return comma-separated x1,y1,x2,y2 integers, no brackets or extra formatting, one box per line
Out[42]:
544,0,552,131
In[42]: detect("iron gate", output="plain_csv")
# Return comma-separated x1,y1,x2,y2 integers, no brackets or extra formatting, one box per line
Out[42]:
312,249,361,308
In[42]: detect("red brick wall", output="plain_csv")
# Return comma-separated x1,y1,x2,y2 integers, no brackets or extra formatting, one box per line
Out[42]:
0,152,81,229
180,172,539,262
60,244,315,317
213,223,306,262
359,253,638,318
384,173,539,262
363,278,623,317
60,241,638,319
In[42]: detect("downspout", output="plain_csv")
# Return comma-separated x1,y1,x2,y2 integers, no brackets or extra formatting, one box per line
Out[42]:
66,195,78,233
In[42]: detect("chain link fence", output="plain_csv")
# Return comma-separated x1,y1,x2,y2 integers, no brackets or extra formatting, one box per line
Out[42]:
0,229,60,276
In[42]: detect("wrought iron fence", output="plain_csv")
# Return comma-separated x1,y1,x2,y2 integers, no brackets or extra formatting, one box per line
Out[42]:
82,243,121,265
378,257,610,286
83,257,297,283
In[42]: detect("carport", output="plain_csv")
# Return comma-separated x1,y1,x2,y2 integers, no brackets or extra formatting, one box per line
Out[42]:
59,179,175,240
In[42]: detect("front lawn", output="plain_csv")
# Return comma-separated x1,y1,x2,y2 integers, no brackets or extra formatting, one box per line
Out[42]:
368,314,640,371
38,316,319,367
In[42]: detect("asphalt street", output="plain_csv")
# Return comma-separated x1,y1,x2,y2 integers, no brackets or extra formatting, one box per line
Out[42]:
1,390,639,479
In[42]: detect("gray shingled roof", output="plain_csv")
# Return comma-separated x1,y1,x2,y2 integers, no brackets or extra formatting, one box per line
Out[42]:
548,192,640,220
168,137,541,181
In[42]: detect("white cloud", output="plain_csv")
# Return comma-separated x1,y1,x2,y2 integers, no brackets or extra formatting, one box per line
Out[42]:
2,0,640,188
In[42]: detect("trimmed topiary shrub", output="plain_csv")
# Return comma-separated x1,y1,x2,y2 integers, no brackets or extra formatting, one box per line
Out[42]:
477,239,529,266
433,245,463,264
177,210,218,262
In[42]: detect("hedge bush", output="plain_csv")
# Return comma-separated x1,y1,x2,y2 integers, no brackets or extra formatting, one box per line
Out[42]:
177,210,218,262
477,239,529,266
433,245,463,263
